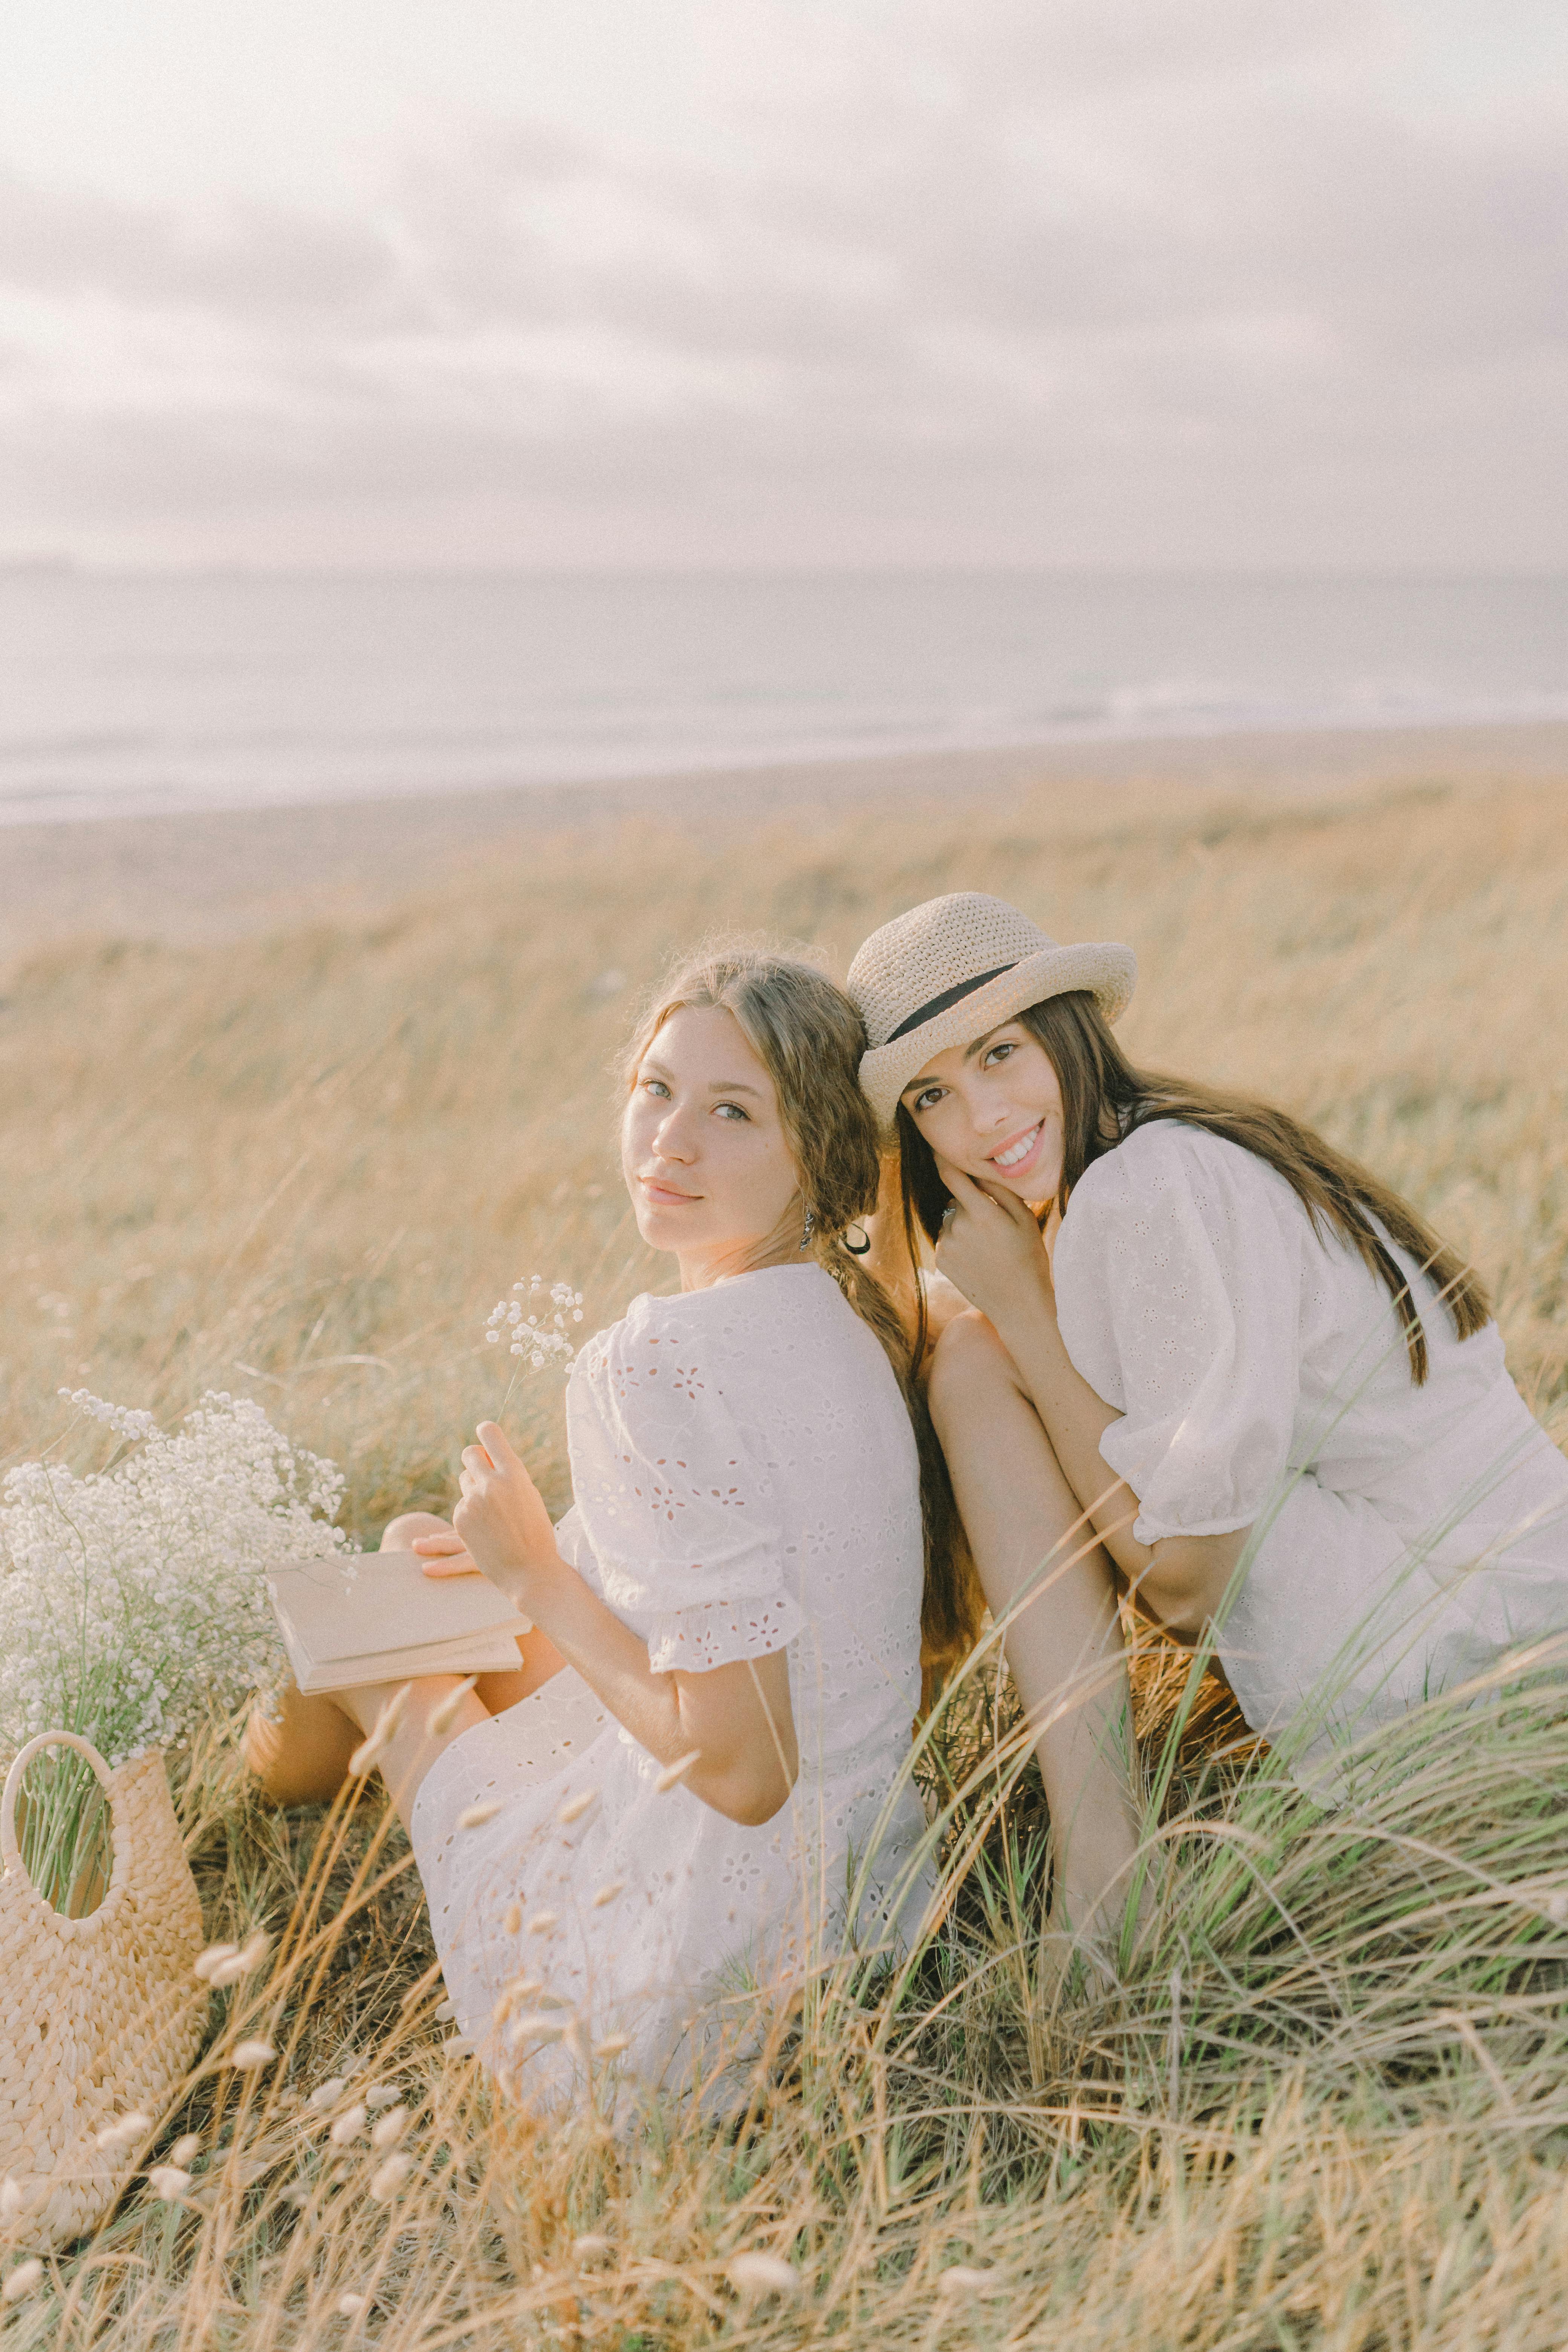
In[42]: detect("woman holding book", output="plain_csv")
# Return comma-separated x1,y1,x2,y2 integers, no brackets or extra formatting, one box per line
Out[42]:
848,890,1568,1963
247,948,975,2105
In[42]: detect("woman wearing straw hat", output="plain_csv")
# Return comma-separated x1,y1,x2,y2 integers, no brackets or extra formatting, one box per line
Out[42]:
847,891,1568,1959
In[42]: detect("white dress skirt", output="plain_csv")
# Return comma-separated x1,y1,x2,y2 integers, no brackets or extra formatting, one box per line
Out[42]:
410,1263,931,2109
1052,1121,1568,1787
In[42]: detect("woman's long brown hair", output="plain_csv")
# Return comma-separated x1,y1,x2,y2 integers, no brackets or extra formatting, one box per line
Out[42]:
897,990,1489,1385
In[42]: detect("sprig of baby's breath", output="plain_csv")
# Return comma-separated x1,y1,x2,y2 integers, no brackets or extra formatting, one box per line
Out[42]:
484,1275,584,1371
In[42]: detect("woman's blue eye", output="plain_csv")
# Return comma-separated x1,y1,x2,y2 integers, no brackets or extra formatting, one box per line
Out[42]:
643,1078,671,1098
714,1102,748,1121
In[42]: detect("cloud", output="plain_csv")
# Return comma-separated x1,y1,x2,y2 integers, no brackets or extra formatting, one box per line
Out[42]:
0,171,409,325
1,2,1564,566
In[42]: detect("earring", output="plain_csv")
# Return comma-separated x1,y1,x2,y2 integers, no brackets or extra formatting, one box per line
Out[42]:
843,1223,872,1256
800,1205,815,1252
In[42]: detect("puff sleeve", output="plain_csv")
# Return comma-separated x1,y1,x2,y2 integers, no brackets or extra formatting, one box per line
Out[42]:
1052,1124,1306,1544
564,1303,805,1675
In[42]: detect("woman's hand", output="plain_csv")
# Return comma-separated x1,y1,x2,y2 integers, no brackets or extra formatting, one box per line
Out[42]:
451,1421,562,1613
932,1156,1055,1333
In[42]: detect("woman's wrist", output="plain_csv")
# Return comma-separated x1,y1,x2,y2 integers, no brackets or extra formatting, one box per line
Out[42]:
982,1254,1058,1350
484,1544,574,1624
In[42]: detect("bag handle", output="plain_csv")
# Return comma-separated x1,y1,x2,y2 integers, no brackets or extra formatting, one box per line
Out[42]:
1,1731,133,1909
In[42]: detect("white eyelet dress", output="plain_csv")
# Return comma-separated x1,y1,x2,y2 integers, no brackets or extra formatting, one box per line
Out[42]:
409,1262,931,2109
1052,1121,1568,1789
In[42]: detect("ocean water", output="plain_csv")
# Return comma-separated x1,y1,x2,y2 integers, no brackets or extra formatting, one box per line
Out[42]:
3,569,1566,825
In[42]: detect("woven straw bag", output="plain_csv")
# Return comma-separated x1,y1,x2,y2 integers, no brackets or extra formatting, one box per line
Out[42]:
0,1732,207,2247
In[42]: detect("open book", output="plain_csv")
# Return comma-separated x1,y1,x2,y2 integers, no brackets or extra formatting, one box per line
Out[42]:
266,1552,533,1695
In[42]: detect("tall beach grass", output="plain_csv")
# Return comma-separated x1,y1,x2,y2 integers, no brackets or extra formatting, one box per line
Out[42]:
1,765,1566,2346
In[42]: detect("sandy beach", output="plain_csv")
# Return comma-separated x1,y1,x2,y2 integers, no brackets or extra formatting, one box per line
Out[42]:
5,717,1566,962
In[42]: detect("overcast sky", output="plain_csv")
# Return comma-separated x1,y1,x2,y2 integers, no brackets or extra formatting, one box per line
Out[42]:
1,0,1563,572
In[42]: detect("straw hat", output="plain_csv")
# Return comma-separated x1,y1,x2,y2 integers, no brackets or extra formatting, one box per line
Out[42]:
847,892,1136,1127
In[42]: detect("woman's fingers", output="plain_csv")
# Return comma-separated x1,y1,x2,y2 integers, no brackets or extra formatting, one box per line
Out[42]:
461,1441,496,1476
986,1181,1044,1229
935,1152,1041,1226
410,1530,464,1554
420,1550,482,1580
933,1155,989,1209
475,1420,524,1472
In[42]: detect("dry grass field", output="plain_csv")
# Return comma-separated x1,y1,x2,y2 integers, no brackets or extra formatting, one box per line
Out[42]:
2,762,1567,2348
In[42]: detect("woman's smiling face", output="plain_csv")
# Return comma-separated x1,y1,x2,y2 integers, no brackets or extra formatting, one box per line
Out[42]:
900,1018,1065,1200
622,1004,802,1283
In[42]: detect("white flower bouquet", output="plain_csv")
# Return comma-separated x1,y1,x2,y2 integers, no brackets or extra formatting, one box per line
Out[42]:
0,1387,352,1906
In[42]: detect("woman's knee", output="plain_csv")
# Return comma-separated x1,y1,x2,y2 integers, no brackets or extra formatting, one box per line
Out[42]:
926,1309,1016,1436
380,1510,452,1552
242,1683,360,1808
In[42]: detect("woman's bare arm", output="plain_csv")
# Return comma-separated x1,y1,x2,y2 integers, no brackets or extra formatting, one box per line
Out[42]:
452,1423,798,1827
932,1159,1250,1634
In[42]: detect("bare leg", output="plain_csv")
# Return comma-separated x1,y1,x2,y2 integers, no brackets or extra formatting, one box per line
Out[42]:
241,1677,363,1807
928,1312,1145,1960
331,1674,490,1834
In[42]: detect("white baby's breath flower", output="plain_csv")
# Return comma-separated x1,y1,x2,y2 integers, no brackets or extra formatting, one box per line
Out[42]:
363,2084,401,2112
58,1390,158,1440
337,2291,368,2317
169,2135,202,2168
307,2077,348,2111
145,2165,192,2200
2,2259,43,2303
482,1276,583,1374
370,2105,409,2150
328,2105,367,2147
